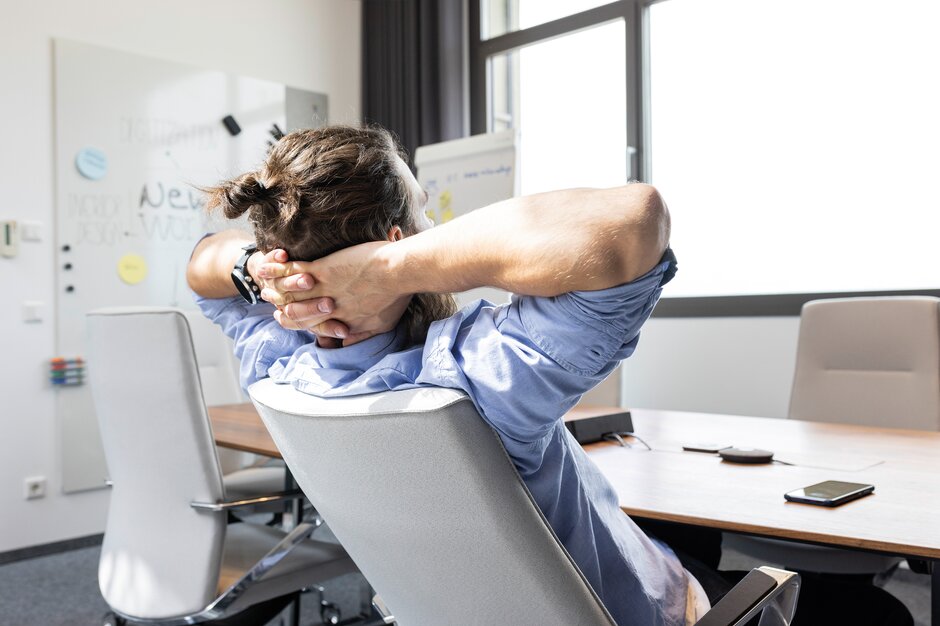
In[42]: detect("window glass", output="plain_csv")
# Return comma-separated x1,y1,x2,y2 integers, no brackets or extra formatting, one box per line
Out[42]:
488,20,627,195
650,0,940,297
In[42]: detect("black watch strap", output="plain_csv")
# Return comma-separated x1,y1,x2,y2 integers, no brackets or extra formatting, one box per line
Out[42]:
231,244,261,304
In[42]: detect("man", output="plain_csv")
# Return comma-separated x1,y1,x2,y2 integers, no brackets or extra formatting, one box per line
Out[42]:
187,126,708,624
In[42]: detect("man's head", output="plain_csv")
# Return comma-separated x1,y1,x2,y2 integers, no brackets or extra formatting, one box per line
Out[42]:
208,125,430,258
205,124,455,344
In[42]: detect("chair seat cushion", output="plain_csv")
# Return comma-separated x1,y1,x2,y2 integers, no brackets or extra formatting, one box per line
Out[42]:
724,534,902,574
218,523,358,614
222,465,286,499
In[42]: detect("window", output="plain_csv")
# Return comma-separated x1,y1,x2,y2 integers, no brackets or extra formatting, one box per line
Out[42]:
471,1,636,196
649,0,940,301
487,20,627,195
472,0,940,313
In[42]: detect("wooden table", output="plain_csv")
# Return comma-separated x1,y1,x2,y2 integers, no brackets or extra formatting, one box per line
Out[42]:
209,403,281,457
209,403,940,622
207,402,621,458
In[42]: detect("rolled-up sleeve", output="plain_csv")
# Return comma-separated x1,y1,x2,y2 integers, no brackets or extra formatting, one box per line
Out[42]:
194,295,312,391
423,250,677,451
520,250,676,378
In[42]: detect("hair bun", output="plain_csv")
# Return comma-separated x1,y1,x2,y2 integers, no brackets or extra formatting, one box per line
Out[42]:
206,171,270,220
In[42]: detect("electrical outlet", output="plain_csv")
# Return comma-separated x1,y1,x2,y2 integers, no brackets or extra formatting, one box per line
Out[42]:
24,476,46,500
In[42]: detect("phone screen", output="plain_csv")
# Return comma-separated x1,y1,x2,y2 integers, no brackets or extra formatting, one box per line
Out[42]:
785,480,874,505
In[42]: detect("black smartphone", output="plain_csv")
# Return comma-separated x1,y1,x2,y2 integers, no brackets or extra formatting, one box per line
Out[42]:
784,480,874,507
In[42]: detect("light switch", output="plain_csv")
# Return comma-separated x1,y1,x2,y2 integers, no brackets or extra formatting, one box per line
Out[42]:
20,220,42,242
1,221,18,258
23,300,43,323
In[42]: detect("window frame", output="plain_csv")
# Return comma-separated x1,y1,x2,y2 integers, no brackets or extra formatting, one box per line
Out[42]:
469,0,940,317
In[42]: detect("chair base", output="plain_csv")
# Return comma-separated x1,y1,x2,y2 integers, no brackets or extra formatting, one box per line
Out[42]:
102,594,293,626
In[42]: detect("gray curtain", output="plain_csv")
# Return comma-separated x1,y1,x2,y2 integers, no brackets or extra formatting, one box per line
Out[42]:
362,0,467,165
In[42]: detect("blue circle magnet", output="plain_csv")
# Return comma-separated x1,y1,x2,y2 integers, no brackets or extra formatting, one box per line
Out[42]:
75,147,108,180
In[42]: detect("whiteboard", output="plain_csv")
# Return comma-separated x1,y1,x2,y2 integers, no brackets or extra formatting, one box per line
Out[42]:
53,39,327,492
414,131,519,307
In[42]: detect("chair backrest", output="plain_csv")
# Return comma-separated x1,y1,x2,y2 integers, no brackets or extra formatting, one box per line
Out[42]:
184,310,252,474
183,310,244,407
789,296,940,430
249,379,616,625
88,307,226,619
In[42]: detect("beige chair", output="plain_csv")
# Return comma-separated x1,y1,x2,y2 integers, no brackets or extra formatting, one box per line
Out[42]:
788,296,940,429
88,308,357,625
250,379,801,626
726,296,940,573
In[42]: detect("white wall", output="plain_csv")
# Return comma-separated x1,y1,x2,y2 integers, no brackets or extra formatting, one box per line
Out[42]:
0,0,361,553
621,317,802,419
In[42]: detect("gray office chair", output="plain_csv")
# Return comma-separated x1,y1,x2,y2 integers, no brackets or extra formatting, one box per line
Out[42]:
87,308,358,625
726,296,940,574
250,379,800,625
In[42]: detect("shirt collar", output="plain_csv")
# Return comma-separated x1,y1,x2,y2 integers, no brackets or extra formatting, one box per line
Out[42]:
310,322,409,372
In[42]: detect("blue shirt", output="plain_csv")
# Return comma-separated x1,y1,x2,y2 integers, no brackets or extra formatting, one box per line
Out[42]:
196,251,690,626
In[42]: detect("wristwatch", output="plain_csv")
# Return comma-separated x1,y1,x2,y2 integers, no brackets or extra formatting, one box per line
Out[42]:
231,244,261,304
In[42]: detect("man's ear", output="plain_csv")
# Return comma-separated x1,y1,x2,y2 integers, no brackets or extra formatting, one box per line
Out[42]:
387,225,403,242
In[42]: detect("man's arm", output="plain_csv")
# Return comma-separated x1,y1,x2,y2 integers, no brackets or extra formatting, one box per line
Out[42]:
394,183,669,296
263,184,669,333
186,230,255,298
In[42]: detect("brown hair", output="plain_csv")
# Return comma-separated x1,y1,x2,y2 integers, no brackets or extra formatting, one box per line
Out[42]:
205,125,457,345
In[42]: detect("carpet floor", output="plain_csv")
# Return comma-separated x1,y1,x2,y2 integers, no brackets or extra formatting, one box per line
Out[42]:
0,537,931,625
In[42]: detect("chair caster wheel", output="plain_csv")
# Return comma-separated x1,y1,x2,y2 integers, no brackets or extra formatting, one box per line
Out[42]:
320,600,341,625
102,611,126,626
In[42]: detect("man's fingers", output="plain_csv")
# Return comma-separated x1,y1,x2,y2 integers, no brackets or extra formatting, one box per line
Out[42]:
257,260,312,280
274,273,315,292
257,262,289,279
261,287,294,306
310,319,350,339
273,309,305,330
278,298,336,322
261,248,287,263
272,307,350,339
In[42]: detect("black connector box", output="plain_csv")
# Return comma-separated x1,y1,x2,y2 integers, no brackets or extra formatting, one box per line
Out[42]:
564,410,634,445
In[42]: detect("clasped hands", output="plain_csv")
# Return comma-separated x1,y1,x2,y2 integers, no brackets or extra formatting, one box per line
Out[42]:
246,242,411,348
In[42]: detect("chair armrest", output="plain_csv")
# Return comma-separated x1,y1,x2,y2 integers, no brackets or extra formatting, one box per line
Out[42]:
190,489,305,512
695,567,800,626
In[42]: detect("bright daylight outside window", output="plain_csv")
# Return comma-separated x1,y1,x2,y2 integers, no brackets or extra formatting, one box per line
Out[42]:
650,0,940,298
487,11,627,196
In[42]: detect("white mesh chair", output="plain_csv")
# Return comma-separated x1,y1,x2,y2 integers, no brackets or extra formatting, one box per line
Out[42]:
87,308,357,625
726,296,940,574
250,379,800,626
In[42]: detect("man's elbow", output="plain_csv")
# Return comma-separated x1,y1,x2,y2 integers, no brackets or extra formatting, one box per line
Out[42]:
629,183,670,241
615,183,671,282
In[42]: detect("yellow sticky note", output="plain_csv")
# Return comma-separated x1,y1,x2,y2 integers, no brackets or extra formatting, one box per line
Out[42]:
117,254,148,285
439,190,454,223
